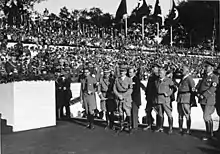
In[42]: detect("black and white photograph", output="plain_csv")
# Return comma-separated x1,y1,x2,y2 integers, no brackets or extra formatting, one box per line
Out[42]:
0,0,220,153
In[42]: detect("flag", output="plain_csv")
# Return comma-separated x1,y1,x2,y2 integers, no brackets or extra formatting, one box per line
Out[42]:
153,0,163,25
134,0,150,18
165,0,179,26
115,0,127,22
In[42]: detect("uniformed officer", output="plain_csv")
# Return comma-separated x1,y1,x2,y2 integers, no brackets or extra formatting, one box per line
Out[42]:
128,67,141,130
154,67,175,134
177,65,196,135
55,71,72,120
98,67,116,130
143,64,160,131
196,61,218,140
113,65,133,133
80,67,97,129
215,64,220,134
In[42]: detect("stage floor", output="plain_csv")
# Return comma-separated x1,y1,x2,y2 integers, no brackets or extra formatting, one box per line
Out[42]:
2,119,220,154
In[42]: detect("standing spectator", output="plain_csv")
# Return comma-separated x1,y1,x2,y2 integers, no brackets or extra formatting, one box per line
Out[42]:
128,67,141,131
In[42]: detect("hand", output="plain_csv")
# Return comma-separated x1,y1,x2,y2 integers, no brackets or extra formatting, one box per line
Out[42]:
118,95,123,100
164,93,168,97
63,87,66,90
199,94,204,99
88,91,92,95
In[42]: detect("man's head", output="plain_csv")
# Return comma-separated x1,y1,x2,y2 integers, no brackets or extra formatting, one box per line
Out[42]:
152,64,160,76
128,68,136,78
182,65,189,76
204,61,215,74
84,67,90,77
159,68,166,79
103,68,111,78
119,65,127,77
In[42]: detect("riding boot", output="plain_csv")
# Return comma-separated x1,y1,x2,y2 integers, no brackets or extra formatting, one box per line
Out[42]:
168,117,173,135
202,122,209,141
127,116,132,134
186,117,191,135
105,112,110,130
109,112,115,130
179,118,183,134
210,120,213,138
155,116,163,132
89,114,95,129
86,114,91,128
119,115,124,132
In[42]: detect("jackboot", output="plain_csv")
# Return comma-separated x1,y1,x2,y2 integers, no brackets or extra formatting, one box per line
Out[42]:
109,113,115,130
127,116,132,134
186,117,191,135
86,114,91,128
89,114,95,129
179,118,183,134
168,117,173,135
155,116,163,132
105,112,110,130
119,115,124,132
210,120,214,138
202,122,210,141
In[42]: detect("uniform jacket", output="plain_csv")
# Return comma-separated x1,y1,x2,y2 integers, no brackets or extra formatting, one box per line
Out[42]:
154,77,174,104
131,75,141,106
177,75,196,104
81,75,97,95
98,76,115,100
113,76,133,107
196,73,218,105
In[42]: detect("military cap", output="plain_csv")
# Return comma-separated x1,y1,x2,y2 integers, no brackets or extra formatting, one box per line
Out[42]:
204,61,215,67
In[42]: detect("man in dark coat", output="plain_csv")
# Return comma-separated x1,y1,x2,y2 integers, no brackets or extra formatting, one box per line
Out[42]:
143,64,159,130
56,71,72,120
128,67,141,130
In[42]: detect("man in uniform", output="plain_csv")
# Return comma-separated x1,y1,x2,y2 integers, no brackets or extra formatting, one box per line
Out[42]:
80,67,97,129
98,67,116,130
143,64,159,130
128,67,141,131
177,65,196,135
113,65,133,134
154,67,175,134
215,64,220,134
196,61,218,140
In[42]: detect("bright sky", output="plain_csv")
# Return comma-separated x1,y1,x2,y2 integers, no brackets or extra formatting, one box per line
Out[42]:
34,0,181,16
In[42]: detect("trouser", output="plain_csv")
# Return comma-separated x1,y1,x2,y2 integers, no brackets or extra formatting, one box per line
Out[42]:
60,104,71,118
118,101,132,132
155,103,173,130
145,101,155,126
178,103,191,131
201,104,215,137
131,102,139,129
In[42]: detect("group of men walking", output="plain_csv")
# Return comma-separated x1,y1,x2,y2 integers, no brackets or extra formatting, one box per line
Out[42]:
56,60,220,140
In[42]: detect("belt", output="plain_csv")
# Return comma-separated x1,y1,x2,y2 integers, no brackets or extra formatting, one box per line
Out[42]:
83,91,94,95
178,91,190,94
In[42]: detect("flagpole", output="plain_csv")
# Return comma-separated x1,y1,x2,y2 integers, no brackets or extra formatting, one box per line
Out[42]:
170,26,173,46
156,22,159,37
142,16,147,40
124,16,128,38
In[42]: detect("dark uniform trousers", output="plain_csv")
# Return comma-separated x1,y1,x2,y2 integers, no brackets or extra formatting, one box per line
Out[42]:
154,77,174,131
145,74,158,126
131,76,141,129
196,73,218,137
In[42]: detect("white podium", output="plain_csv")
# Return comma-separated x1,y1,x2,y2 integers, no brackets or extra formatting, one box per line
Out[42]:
0,81,56,132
